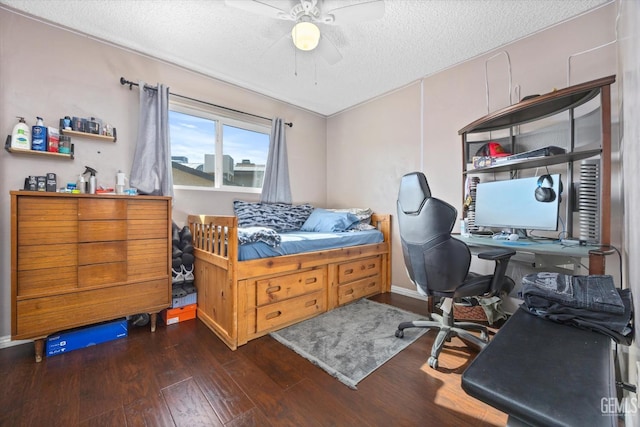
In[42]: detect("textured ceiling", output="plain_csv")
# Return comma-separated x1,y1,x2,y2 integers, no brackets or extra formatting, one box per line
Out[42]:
1,0,610,116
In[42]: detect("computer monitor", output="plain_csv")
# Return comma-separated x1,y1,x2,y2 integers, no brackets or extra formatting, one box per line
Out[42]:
474,174,561,231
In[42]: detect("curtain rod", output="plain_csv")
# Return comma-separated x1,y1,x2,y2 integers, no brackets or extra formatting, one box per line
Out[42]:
119,77,293,128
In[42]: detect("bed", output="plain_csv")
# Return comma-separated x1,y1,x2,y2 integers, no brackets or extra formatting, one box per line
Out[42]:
187,203,391,350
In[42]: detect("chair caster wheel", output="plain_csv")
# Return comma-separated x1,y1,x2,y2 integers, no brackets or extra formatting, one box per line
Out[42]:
428,356,438,369
395,329,404,338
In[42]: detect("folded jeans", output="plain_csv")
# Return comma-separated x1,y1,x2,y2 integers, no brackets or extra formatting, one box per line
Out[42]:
522,272,624,314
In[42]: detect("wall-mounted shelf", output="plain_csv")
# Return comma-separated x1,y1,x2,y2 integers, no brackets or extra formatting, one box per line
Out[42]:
5,147,74,159
60,129,116,143
464,148,602,175
4,136,74,159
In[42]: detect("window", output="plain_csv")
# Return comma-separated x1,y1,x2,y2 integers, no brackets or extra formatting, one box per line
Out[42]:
169,103,270,191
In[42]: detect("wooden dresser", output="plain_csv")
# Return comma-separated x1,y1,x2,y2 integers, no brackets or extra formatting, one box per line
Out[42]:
10,192,172,361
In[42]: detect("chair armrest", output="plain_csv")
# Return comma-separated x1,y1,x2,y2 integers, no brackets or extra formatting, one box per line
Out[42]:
478,249,516,297
477,248,516,261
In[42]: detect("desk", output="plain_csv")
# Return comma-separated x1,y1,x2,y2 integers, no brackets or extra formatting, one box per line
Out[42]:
454,234,607,275
461,308,617,427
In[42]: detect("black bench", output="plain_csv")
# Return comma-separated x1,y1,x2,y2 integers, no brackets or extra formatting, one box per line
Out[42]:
462,307,617,426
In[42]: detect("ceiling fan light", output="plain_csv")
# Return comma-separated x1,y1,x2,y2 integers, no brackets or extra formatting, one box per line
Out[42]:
291,21,320,51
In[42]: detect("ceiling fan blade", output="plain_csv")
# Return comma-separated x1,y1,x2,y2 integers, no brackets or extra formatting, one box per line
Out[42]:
316,35,342,65
224,0,294,20
261,30,292,59
321,0,385,25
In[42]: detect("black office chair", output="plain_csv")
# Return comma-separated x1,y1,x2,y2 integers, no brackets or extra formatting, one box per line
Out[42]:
395,172,515,369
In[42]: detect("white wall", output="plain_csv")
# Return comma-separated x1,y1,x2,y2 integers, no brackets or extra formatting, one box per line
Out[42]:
326,82,422,292
0,9,327,339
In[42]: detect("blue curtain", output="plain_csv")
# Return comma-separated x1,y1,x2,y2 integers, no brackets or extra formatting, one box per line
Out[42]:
130,82,173,197
260,117,291,204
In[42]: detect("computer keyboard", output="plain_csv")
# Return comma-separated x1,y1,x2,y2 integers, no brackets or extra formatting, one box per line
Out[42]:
470,230,493,237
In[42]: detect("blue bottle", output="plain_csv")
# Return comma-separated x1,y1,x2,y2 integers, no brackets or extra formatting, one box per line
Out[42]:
31,117,47,151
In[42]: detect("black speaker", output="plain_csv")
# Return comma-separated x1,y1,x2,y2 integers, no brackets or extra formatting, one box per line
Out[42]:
535,174,556,202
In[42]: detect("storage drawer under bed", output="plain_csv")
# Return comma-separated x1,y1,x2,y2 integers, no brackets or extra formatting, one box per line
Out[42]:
338,275,382,306
338,256,381,284
255,290,325,333
256,268,325,305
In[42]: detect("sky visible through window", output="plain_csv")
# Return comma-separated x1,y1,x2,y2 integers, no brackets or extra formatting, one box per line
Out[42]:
169,110,269,166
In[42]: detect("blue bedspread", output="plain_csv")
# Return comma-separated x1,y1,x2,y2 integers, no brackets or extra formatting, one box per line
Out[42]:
238,229,384,261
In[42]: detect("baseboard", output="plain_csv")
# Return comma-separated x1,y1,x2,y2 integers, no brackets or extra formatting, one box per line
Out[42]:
0,335,30,349
390,285,427,301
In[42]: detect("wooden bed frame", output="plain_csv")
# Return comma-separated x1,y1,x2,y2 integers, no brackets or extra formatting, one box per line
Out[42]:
187,214,391,350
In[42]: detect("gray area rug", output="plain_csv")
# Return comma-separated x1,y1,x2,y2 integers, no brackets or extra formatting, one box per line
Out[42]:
269,298,428,389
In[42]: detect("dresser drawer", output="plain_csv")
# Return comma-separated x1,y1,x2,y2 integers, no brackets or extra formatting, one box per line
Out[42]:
78,241,127,265
18,243,77,271
255,290,325,334
128,239,170,280
338,276,382,306
127,200,168,220
128,220,168,240
78,220,127,242
18,197,77,221
14,278,170,339
17,266,78,297
78,199,127,220
338,256,381,284
256,268,325,306
18,221,77,246
78,262,128,287
128,200,168,239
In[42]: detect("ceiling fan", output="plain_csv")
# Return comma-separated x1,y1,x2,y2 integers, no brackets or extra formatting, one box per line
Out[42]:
225,0,386,65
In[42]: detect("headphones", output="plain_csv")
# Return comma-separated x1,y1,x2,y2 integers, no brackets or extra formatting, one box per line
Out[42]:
535,174,562,203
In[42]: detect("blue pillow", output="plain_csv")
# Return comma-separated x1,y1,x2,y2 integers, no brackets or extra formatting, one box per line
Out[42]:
301,208,360,232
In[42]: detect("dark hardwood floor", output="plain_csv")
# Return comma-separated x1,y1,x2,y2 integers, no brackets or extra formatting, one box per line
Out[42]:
0,293,507,426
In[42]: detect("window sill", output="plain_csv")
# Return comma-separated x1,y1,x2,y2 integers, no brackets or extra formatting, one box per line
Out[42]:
173,185,261,194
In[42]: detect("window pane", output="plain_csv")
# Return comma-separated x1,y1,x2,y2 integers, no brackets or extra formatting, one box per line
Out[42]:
169,110,216,187
222,124,270,188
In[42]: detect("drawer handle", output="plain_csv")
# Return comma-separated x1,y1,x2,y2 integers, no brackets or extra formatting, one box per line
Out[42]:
345,289,354,295
367,281,376,288
366,263,376,270
266,285,281,294
304,277,317,285
265,310,282,320
305,299,317,308
344,268,354,275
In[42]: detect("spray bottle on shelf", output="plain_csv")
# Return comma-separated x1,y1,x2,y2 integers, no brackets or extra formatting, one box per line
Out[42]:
11,117,31,150
84,166,98,194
